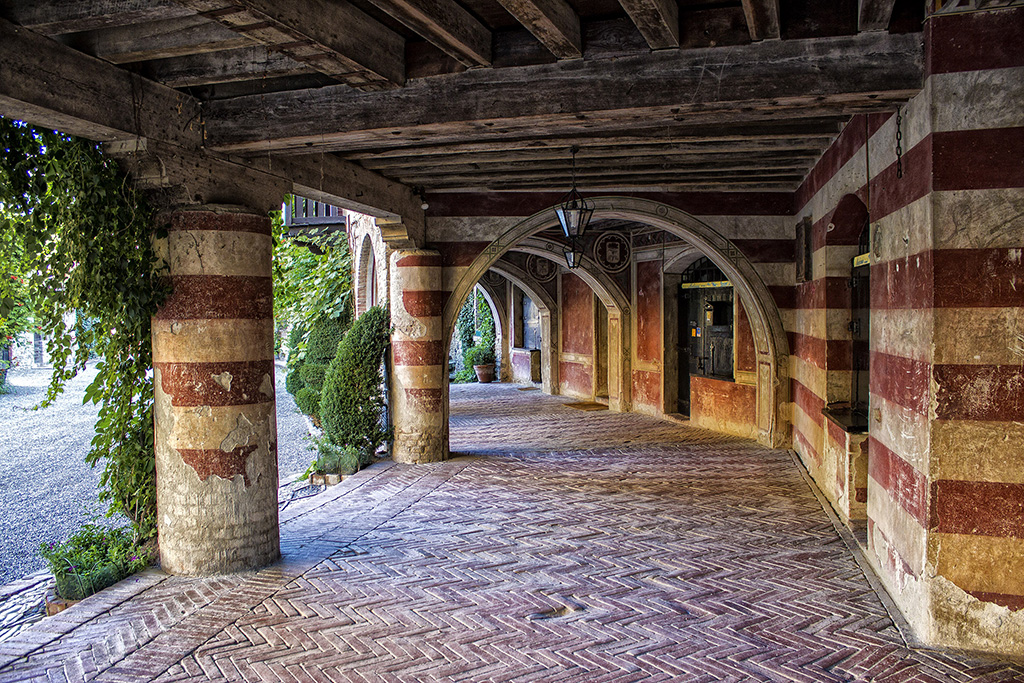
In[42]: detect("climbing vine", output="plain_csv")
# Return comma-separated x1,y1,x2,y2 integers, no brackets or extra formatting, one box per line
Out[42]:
272,208,353,360
0,117,170,539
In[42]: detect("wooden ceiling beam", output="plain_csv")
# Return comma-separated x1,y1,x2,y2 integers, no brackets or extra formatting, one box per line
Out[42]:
204,32,922,154
616,0,679,50
337,121,846,158
354,139,833,168
258,154,426,244
168,0,405,89
135,46,314,87
374,152,819,177
397,165,812,185
437,181,799,191
421,173,806,190
71,16,252,64
492,0,582,59
858,0,897,31
0,0,192,35
0,18,423,225
363,0,491,67
0,17,202,147
741,0,780,41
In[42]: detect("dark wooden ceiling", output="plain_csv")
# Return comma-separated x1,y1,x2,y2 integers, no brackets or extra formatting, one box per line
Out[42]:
0,0,925,196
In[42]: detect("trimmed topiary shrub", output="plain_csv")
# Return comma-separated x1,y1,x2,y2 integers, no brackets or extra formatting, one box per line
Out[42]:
299,363,328,392
305,315,351,363
320,306,391,465
294,386,321,419
285,368,304,395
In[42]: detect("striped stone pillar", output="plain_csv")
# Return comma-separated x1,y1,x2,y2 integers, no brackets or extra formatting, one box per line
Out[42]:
390,249,448,464
152,206,279,575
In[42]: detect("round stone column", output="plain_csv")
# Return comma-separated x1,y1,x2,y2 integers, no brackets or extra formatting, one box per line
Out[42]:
152,205,279,575
390,249,449,463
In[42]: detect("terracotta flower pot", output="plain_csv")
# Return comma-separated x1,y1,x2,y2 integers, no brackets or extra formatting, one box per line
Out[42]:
473,364,496,383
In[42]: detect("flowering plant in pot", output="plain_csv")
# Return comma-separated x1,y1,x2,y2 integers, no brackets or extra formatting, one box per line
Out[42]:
465,345,496,383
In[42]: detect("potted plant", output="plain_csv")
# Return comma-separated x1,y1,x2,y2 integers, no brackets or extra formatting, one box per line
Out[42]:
466,345,496,383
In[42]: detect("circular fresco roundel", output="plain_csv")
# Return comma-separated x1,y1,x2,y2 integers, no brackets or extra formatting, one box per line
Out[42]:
593,231,631,273
484,270,504,286
526,254,558,283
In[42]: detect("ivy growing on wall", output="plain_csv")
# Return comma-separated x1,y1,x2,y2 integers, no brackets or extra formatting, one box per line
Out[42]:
0,117,170,539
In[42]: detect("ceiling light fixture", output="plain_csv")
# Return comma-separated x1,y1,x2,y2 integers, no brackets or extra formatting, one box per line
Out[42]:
563,236,585,270
555,145,593,242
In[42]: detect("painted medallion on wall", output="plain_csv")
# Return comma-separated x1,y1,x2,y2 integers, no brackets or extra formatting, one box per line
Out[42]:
526,254,558,283
484,270,504,286
593,231,631,273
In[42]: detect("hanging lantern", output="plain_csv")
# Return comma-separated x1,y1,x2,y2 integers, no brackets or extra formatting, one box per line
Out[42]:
554,146,593,239
563,236,585,269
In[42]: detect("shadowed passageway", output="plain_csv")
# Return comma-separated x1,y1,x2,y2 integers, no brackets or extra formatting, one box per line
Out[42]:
0,383,1020,682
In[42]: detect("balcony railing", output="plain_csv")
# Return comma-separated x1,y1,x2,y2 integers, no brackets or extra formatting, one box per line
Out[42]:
284,196,347,228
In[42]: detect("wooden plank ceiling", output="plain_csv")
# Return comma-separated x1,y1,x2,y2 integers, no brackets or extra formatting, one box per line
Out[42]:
0,0,924,194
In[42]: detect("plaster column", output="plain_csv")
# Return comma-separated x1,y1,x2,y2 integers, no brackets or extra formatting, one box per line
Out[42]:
390,249,448,463
152,206,279,575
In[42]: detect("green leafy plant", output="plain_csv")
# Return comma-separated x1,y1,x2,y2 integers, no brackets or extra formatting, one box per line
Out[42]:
305,315,350,362
0,358,12,389
1,117,169,540
465,344,495,366
302,439,360,479
272,207,352,362
319,306,391,465
39,524,152,601
455,296,475,358
451,368,477,384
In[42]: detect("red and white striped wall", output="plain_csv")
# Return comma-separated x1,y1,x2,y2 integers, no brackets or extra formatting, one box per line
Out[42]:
790,5,1024,655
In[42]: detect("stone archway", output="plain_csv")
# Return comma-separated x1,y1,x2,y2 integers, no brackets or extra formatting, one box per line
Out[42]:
488,261,559,395
353,225,390,318
507,238,632,411
472,278,507,380
445,197,790,448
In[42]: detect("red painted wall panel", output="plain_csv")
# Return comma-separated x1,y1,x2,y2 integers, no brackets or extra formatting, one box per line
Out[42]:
636,261,661,364
559,361,592,398
632,369,661,409
690,375,756,439
735,300,755,373
561,273,594,356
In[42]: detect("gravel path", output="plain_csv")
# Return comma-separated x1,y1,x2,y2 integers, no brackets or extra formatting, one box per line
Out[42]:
0,364,313,587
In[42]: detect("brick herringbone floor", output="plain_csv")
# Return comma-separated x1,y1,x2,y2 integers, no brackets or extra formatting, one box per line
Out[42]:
2,383,1022,682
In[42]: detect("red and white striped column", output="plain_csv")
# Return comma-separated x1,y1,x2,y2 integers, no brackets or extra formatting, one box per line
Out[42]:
389,249,449,463
152,206,279,575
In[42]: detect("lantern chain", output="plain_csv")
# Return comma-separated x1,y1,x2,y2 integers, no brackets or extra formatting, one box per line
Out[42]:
895,107,904,179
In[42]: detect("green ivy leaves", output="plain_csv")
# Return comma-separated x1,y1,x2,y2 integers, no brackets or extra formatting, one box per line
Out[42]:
0,116,168,540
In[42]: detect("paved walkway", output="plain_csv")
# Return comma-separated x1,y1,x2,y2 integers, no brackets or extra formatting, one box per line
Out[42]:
0,364,314,643
1,383,1021,682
